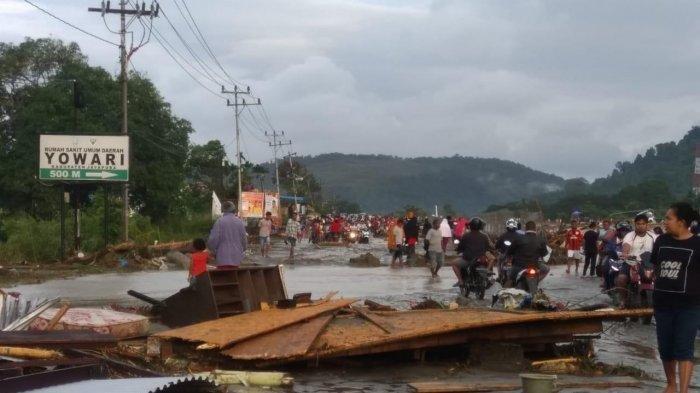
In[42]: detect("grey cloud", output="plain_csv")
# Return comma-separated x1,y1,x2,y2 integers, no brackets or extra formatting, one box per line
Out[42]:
4,0,700,180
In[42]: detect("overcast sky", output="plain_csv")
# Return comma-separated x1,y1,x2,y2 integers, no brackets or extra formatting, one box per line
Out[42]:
3,0,700,179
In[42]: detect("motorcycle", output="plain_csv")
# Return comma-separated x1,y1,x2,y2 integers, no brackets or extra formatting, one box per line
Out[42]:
606,252,652,313
514,264,540,295
626,252,654,323
345,229,360,243
459,258,494,300
496,240,513,287
358,229,371,244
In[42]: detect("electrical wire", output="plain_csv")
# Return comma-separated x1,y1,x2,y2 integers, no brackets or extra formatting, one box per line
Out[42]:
23,0,119,47
178,0,244,88
149,25,226,100
239,115,271,144
244,106,272,136
156,1,229,87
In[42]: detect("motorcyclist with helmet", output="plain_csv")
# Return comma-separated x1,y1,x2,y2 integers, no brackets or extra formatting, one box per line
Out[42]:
506,221,550,287
453,217,494,287
601,220,632,291
496,218,521,253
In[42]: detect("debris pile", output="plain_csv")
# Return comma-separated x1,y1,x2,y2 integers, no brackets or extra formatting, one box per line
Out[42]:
349,253,381,267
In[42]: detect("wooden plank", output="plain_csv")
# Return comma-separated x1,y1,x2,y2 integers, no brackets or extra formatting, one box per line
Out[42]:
221,314,334,360
0,330,117,349
154,298,356,348
409,377,641,392
410,381,519,392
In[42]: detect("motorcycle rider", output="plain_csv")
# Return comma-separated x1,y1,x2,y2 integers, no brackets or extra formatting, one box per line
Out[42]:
602,221,632,291
616,213,656,308
506,221,550,287
453,218,494,287
495,218,521,282
496,218,521,253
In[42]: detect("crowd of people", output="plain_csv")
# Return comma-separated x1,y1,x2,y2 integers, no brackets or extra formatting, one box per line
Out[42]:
195,201,699,393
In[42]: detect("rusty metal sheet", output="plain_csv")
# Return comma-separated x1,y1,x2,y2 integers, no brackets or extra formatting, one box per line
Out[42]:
221,313,333,360
154,298,355,348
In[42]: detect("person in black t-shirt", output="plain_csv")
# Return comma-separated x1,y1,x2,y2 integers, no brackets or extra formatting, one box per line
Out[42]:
650,202,700,393
582,221,599,277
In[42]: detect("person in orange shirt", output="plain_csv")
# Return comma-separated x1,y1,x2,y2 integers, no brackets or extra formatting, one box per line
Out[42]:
188,238,210,285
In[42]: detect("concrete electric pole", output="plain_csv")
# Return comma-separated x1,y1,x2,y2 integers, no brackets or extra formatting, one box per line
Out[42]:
89,0,159,241
265,130,289,198
221,85,260,210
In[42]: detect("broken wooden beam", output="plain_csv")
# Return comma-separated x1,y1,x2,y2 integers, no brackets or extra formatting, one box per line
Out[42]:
352,306,392,334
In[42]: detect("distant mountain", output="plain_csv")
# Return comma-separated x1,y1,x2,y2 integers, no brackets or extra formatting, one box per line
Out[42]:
297,154,565,214
589,127,700,195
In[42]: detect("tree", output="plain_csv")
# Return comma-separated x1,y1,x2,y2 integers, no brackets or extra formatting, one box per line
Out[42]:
0,38,192,221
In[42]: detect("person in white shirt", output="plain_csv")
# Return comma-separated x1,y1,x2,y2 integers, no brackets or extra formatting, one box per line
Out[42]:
425,219,445,277
439,218,452,253
617,213,656,308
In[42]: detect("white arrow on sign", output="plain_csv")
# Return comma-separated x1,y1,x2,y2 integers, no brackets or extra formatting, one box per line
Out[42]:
85,171,118,179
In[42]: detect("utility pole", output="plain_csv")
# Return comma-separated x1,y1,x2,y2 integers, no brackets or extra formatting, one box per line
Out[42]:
89,0,159,242
285,150,299,209
221,85,260,210
266,130,290,198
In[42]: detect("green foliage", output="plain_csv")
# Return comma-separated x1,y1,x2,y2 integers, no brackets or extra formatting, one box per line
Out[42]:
297,153,565,214
0,38,193,221
0,214,62,263
590,127,700,196
487,180,676,219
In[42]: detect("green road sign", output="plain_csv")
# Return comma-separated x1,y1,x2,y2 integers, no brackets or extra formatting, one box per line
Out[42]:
39,134,129,182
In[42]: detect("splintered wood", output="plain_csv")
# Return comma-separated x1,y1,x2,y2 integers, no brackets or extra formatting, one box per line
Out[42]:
154,298,355,348
154,302,652,365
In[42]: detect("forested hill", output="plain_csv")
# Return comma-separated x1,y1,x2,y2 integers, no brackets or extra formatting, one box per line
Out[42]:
297,154,565,214
590,127,700,195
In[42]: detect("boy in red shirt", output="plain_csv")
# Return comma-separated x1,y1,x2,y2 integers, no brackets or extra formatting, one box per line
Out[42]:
188,238,210,284
565,220,584,275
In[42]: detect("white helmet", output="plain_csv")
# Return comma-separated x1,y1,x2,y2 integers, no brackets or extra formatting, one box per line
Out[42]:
505,218,519,230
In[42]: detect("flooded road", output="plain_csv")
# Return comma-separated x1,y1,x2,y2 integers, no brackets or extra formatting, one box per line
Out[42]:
9,238,699,390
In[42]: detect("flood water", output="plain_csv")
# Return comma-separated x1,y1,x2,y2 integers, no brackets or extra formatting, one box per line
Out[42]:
10,238,700,391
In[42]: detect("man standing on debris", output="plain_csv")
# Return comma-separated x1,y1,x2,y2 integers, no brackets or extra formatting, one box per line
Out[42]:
207,201,247,268
565,220,584,275
651,202,700,393
286,212,301,260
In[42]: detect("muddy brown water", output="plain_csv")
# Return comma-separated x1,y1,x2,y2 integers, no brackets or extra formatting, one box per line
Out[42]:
9,238,699,391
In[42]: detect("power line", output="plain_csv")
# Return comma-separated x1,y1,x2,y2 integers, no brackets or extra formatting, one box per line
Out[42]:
24,0,119,47
156,1,228,87
173,0,231,84
239,115,271,144
177,0,244,87
149,24,226,100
